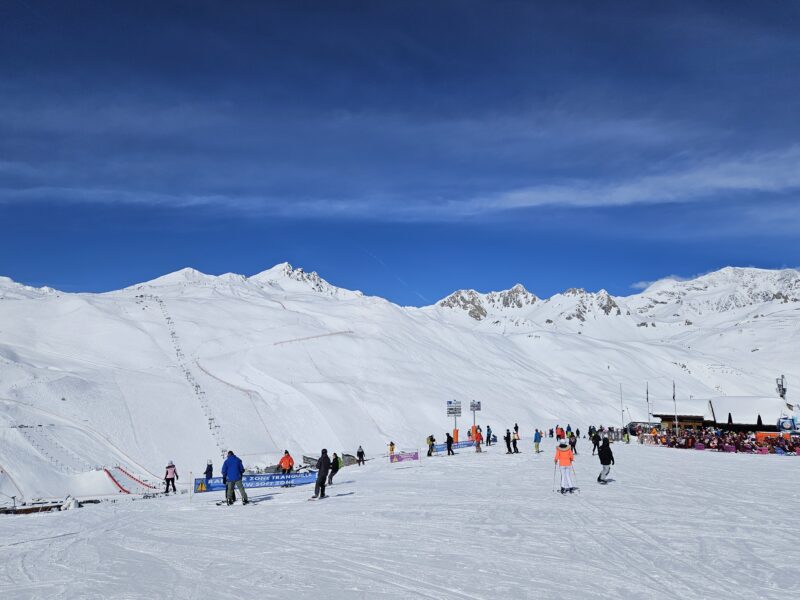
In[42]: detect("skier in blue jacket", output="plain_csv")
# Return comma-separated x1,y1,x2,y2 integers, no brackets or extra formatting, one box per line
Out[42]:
221,450,248,505
534,429,542,453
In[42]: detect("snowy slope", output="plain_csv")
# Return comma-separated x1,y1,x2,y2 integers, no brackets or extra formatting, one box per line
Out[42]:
1,264,798,500
1,444,798,599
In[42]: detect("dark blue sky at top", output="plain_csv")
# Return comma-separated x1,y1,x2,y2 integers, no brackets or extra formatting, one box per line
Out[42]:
1,1,799,304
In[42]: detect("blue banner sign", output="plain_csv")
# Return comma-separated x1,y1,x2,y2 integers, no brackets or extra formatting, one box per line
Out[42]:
194,472,316,493
432,440,475,453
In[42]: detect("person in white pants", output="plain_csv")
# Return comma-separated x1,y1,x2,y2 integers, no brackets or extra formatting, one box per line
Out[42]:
554,438,576,494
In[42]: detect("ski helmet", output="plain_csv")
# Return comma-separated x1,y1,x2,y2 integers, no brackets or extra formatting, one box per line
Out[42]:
558,439,568,448
207,459,212,465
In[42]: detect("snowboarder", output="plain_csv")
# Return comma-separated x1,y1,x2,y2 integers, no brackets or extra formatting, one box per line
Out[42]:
328,452,341,485
504,429,513,454
427,434,436,457
486,425,493,446
222,450,248,505
534,429,542,453
164,461,178,495
597,437,615,483
592,431,601,455
554,439,576,494
356,446,365,466
204,460,213,485
278,450,294,487
446,432,454,455
313,449,331,499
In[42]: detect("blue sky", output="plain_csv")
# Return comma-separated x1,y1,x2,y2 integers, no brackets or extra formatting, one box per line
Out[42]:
1,1,799,304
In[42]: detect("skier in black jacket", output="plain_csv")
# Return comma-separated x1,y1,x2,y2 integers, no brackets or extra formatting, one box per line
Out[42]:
356,446,365,466
597,438,615,483
504,430,513,454
313,449,331,499
592,431,601,455
327,452,340,485
445,432,454,455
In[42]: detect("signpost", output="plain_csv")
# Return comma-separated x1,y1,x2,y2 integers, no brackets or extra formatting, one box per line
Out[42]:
470,400,481,428
447,399,461,429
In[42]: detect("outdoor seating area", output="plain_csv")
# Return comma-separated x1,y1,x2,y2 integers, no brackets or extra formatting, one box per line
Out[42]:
640,427,799,455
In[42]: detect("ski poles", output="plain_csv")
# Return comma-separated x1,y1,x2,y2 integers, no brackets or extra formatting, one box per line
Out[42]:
552,462,557,493
570,465,579,492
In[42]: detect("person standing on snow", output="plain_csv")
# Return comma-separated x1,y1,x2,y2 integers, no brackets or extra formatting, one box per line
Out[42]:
597,437,615,483
503,429,512,454
356,446,366,466
592,430,601,455
388,441,396,456
534,429,542,453
512,431,520,453
514,423,519,436
446,432,454,455
475,428,483,452
569,431,578,454
313,449,331,499
427,434,436,457
328,452,341,485
164,461,178,495
278,450,294,487
486,425,493,446
222,450,248,505
554,438,576,494
204,460,213,486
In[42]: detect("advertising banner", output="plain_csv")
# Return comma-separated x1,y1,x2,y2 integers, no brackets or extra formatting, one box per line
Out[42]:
432,440,475,453
193,471,316,493
389,451,420,463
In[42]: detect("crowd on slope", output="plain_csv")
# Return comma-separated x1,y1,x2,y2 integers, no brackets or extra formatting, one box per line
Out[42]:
640,426,799,455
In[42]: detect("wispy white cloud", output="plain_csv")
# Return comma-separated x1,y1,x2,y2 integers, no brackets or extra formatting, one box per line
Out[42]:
630,275,689,291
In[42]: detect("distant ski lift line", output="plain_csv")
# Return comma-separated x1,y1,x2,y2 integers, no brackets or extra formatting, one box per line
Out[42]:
273,330,355,346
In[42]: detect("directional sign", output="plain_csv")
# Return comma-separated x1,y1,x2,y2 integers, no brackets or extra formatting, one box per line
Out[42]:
470,401,481,412
447,399,462,417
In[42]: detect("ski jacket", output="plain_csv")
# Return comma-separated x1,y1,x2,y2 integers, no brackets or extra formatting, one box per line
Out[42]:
598,443,615,466
204,465,213,479
534,431,542,443
165,466,178,480
475,431,483,443
357,448,365,458
278,454,294,470
316,454,331,480
330,457,340,474
221,455,245,481
554,447,574,466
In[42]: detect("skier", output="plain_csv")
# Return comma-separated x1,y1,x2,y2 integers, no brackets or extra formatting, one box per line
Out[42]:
328,452,341,485
222,450,248,505
312,449,331,499
475,428,483,453
591,430,601,455
164,460,178,495
554,438,576,494
514,423,519,436
446,432,454,456
204,460,213,486
278,450,294,475
512,431,520,454
486,425,493,446
534,429,542,453
569,432,578,455
388,441,396,456
597,437,615,483
549,428,554,438
504,429,512,454
566,424,572,435
427,434,436,457
356,446,366,466
576,428,581,439
278,450,294,487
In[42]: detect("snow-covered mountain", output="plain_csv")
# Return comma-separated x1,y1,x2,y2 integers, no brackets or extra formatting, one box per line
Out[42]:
1,264,798,500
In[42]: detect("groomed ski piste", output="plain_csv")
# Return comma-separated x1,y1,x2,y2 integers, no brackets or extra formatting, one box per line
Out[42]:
2,440,799,599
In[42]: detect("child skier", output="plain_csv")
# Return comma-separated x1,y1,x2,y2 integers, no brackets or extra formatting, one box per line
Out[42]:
554,439,576,494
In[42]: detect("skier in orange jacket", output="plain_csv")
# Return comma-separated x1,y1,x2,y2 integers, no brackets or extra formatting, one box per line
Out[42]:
554,438,576,494
278,450,294,487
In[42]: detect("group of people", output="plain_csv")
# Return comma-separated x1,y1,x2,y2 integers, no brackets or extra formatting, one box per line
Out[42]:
640,426,800,455
553,426,616,494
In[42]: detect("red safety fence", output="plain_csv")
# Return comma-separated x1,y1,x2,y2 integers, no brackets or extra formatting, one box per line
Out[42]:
104,468,130,494
116,465,158,490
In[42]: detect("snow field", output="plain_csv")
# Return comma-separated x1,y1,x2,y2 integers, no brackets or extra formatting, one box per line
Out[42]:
1,442,798,599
